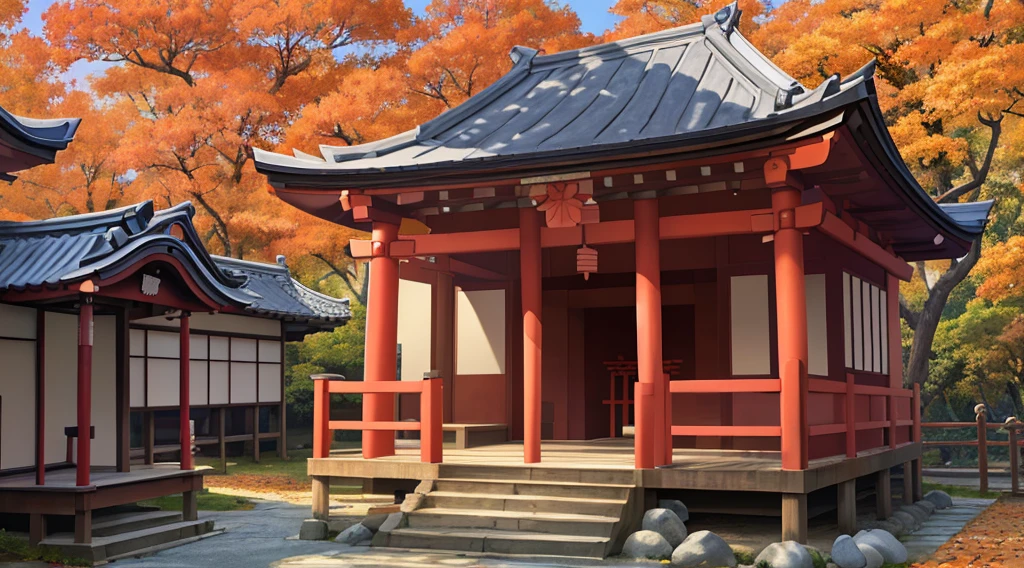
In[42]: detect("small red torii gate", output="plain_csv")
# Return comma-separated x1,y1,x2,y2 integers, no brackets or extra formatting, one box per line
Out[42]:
603,358,683,439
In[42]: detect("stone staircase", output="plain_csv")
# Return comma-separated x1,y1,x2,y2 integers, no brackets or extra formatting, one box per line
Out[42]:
378,467,639,558
40,507,216,563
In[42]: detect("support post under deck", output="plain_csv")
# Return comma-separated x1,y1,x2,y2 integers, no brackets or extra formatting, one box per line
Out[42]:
781,493,808,543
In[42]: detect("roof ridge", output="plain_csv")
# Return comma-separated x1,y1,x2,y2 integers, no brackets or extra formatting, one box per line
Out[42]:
0,201,154,236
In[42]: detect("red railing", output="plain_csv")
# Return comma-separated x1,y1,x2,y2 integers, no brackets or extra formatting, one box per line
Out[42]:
668,374,921,460
921,408,1022,494
311,373,443,463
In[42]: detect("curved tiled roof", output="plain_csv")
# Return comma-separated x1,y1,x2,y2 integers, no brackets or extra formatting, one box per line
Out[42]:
0,201,350,328
254,2,992,262
0,104,80,176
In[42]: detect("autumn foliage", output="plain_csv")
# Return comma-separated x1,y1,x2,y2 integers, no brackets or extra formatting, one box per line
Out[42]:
1,0,1024,417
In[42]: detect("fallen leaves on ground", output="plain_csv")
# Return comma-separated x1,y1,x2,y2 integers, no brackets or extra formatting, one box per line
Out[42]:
913,496,1024,568
205,473,310,494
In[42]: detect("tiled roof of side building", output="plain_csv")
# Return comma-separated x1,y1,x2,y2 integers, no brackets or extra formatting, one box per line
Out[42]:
0,104,80,176
0,201,350,326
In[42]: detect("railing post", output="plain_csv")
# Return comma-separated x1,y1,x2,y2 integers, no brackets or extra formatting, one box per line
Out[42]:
1008,418,1020,495
976,404,988,494
912,384,923,500
846,373,856,458
664,372,672,465
420,373,443,464
311,374,335,459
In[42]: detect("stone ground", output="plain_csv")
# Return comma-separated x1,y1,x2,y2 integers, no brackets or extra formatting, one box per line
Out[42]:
901,498,994,562
99,495,992,568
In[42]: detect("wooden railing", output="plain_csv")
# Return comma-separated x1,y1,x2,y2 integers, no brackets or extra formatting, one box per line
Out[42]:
921,407,1022,494
668,374,921,460
311,373,443,463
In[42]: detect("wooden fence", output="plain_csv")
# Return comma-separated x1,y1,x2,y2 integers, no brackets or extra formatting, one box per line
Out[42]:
921,405,1022,494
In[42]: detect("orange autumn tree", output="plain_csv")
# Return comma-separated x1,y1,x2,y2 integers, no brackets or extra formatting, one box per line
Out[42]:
41,0,412,260
603,0,767,40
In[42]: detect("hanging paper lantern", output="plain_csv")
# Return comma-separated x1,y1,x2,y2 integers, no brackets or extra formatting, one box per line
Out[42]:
577,245,598,280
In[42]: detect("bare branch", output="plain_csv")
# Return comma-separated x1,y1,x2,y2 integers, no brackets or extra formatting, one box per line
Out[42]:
935,112,1003,203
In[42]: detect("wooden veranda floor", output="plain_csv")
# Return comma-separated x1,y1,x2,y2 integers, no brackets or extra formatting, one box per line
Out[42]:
0,464,202,490
308,437,921,495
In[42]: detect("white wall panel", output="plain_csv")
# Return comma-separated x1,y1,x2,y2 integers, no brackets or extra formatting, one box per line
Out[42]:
190,313,281,337
231,362,257,403
209,337,229,360
862,280,873,372
398,279,433,381
130,358,146,407
190,334,208,360
190,361,209,405
880,290,889,374
851,276,863,370
456,289,506,375
805,274,828,376
258,363,282,402
45,312,77,464
872,286,882,373
209,362,229,404
730,275,771,376
843,274,852,368
147,331,180,359
91,316,117,466
231,338,258,362
0,303,37,339
147,359,180,407
130,329,146,356
0,339,36,469
258,340,281,363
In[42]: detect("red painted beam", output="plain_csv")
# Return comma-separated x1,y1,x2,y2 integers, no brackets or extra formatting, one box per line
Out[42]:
671,425,782,437
669,379,781,393
818,212,914,281
363,222,401,459
329,421,421,431
520,208,542,464
809,423,847,436
328,381,427,394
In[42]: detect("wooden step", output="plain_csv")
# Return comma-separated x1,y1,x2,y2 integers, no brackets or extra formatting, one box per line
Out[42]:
40,519,215,562
433,478,633,500
383,527,610,558
424,491,627,516
438,465,635,485
407,507,618,537
92,510,184,537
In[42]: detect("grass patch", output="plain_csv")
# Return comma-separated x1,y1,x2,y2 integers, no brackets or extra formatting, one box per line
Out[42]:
195,448,362,495
0,529,90,566
140,489,253,511
922,481,1001,500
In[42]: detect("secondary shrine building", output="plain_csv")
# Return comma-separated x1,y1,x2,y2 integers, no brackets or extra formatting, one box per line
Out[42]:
0,103,350,561
255,4,991,551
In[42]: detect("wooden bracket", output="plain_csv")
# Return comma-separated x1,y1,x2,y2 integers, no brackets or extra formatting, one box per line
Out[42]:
349,239,374,259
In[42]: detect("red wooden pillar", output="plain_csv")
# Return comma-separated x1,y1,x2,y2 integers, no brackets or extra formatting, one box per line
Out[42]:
520,207,542,464
364,221,400,459
312,375,331,458
76,292,94,486
634,198,665,467
179,313,193,470
772,186,809,471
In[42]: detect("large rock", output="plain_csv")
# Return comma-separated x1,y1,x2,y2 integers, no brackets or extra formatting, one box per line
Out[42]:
362,514,388,532
856,543,884,568
830,535,866,568
901,504,929,523
298,519,329,540
914,499,936,515
671,530,736,567
754,541,814,568
643,508,687,548
924,490,953,510
334,523,372,545
622,530,672,560
892,510,920,532
853,529,908,564
659,499,690,523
